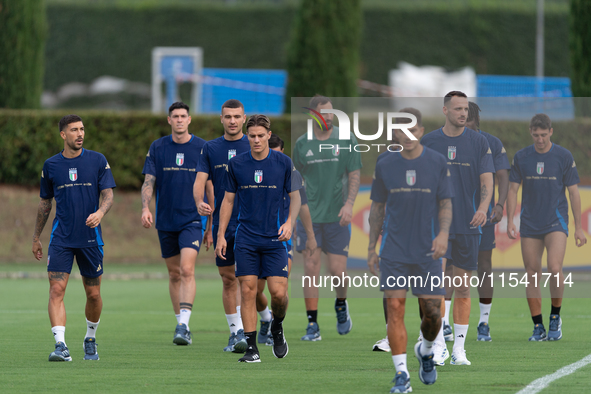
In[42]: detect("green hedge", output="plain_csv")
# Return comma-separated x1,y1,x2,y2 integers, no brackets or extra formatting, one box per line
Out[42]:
0,0,46,109
2,111,590,190
0,110,292,189
44,4,570,91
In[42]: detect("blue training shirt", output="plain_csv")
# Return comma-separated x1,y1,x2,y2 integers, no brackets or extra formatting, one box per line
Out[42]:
40,149,116,248
371,147,453,264
509,143,579,235
197,134,250,227
479,129,511,228
422,127,494,235
282,167,306,223
142,134,206,232
225,149,293,246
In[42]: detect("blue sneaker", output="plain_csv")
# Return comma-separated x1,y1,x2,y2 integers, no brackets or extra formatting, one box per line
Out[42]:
173,323,192,345
443,324,453,342
477,322,492,341
335,300,352,335
390,371,412,393
414,342,437,385
529,324,547,341
301,322,322,341
224,332,237,352
258,320,271,344
83,337,99,360
232,329,248,353
49,342,72,362
548,315,562,341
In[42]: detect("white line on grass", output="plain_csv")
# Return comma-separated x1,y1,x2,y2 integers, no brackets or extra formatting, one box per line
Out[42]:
516,353,591,394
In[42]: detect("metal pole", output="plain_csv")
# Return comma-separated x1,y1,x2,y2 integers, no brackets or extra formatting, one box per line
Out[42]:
536,0,544,101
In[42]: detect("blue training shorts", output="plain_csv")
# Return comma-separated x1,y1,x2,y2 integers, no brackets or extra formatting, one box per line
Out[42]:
447,234,480,271
379,256,445,296
47,244,104,278
295,220,350,256
234,242,289,279
212,225,236,267
479,225,496,251
157,223,202,259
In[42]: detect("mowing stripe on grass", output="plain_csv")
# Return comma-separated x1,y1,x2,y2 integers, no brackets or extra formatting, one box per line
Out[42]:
516,353,591,394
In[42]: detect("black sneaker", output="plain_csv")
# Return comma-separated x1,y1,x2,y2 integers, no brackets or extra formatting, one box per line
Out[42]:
238,346,261,363
271,319,289,359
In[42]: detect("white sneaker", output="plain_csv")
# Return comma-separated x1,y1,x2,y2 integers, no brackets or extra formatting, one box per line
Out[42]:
372,337,390,352
432,341,449,366
451,349,471,365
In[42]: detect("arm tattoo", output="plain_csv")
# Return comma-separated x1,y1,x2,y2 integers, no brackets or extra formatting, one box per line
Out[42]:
438,198,452,233
480,184,489,205
346,170,361,206
99,188,114,216
368,202,386,250
141,174,156,209
49,272,67,281
33,198,52,241
83,276,101,286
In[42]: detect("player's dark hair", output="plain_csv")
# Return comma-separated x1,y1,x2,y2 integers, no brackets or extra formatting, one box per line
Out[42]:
246,114,271,132
309,95,332,110
467,101,481,128
396,107,422,126
444,91,468,106
269,134,284,150
168,101,190,115
221,99,244,113
530,113,552,130
59,114,83,132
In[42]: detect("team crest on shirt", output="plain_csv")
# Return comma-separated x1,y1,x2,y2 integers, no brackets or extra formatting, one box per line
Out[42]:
228,149,237,160
406,170,416,186
333,145,340,156
448,146,456,160
69,168,78,181
254,170,263,183
537,162,544,175
176,153,184,166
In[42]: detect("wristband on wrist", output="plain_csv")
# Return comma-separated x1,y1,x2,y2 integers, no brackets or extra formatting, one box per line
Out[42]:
496,203,504,209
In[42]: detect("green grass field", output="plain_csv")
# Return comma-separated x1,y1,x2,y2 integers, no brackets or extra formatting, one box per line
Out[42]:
1,264,590,393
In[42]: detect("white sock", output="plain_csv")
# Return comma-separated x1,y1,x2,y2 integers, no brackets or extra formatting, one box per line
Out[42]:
421,338,435,356
226,312,243,334
392,354,409,376
179,309,192,330
51,326,66,345
436,322,445,345
85,319,99,339
452,324,469,354
258,307,272,322
444,300,452,325
175,314,181,324
237,305,241,318
479,302,492,324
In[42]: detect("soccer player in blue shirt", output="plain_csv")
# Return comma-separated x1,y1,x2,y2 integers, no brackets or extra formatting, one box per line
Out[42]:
422,91,494,366
261,134,316,346
465,102,511,342
141,102,208,345
216,114,300,362
368,108,453,393
507,113,587,341
193,99,250,353
32,115,116,362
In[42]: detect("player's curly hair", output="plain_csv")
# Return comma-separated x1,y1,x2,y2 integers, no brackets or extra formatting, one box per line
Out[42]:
530,113,552,130
246,114,271,132
467,101,481,128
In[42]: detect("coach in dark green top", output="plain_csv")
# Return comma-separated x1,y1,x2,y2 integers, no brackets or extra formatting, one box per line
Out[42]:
293,95,362,341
